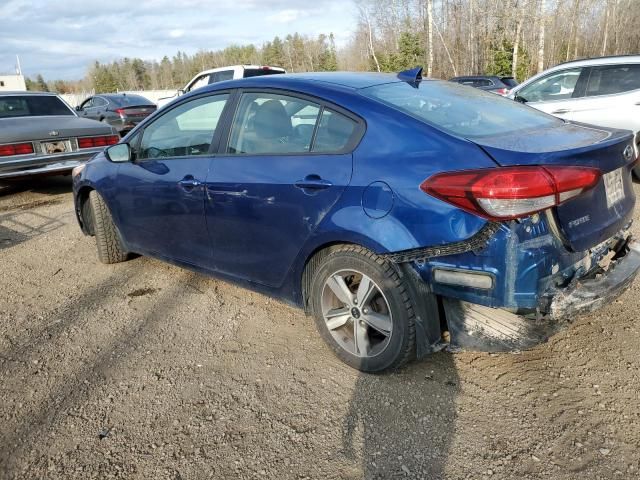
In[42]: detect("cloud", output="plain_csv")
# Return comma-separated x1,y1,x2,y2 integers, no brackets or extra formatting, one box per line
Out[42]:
266,9,301,24
0,0,356,80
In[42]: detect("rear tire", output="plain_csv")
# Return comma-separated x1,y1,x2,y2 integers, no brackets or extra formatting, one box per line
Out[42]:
89,190,128,264
634,166,640,181
309,245,416,372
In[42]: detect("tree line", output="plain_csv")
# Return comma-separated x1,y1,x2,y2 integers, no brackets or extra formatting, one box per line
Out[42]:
28,0,640,94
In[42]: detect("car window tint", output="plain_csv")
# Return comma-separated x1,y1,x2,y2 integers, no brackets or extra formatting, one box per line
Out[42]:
517,68,582,102
586,64,640,96
228,92,320,154
362,81,559,138
188,74,210,92
312,109,357,153
139,94,228,159
213,70,234,82
109,95,152,106
94,97,108,107
82,98,94,108
476,79,494,87
0,95,74,118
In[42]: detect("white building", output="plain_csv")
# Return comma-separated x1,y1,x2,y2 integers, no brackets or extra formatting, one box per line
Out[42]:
0,74,27,91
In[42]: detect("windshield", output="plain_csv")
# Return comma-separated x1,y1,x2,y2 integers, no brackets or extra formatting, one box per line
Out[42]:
0,95,74,118
361,81,560,138
108,95,153,107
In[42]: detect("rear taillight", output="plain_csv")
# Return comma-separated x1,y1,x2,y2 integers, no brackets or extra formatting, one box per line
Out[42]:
115,108,125,117
0,142,34,157
495,88,509,95
77,135,119,149
421,166,601,220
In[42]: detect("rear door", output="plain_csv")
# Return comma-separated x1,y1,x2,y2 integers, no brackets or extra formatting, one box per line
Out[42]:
205,90,359,287
113,93,230,266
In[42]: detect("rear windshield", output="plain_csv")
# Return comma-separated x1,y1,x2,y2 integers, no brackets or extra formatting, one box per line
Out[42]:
243,68,285,78
0,95,73,118
501,77,519,87
108,95,153,107
361,81,559,138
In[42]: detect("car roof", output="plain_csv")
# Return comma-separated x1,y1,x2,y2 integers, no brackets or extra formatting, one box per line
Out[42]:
550,54,640,69
0,91,58,96
207,72,409,91
196,65,286,75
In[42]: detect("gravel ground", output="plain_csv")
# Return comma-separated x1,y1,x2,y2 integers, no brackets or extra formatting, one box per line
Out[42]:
0,176,639,480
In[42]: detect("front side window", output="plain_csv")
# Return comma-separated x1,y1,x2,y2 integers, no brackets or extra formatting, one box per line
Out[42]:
517,68,583,102
362,81,560,138
139,94,228,159
228,92,321,154
188,74,211,92
586,64,640,97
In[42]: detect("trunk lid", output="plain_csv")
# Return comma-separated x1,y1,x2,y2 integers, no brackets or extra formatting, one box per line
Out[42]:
116,105,156,118
470,122,636,252
0,116,113,144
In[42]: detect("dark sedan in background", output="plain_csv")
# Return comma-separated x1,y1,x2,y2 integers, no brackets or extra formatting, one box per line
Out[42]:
449,75,518,95
0,92,118,179
77,93,156,136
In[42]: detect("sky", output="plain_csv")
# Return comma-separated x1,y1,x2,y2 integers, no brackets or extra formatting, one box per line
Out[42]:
0,0,357,80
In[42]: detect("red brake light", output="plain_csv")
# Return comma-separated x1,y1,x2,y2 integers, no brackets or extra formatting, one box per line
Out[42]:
115,108,125,116
421,166,601,220
495,88,508,95
78,135,119,149
0,142,34,157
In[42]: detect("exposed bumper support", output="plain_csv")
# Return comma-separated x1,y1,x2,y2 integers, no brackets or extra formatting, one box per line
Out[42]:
547,240,640,319
442,240,640,352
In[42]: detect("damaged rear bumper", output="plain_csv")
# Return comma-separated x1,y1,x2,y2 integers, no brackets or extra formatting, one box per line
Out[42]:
546,240,640,319
443,239,640,352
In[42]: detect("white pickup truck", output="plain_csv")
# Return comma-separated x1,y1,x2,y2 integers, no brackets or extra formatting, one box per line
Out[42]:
157,65,286,108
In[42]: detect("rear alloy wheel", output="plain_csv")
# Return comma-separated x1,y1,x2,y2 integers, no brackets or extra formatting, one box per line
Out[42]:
309,246,415,372
89,190,128,264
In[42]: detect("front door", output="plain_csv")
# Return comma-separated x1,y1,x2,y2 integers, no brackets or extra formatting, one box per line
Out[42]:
206,91,359,287
112,93,230,267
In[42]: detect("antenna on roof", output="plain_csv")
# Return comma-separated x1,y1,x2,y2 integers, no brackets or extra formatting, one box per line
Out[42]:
15,55,22,76
397,66,423,87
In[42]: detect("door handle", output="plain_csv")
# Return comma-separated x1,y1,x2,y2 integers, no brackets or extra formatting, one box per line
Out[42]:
551,109,570,114
178,176,203,191
294,176,332,190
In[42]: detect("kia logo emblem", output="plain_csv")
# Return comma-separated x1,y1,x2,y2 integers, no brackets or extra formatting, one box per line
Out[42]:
49,130,59,137
623,145,634,161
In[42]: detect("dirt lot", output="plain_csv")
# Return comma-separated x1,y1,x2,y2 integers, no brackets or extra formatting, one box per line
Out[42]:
0,176,639,480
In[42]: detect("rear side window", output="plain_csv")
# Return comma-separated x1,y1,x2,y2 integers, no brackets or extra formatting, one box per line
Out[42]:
362,81,559,138
228,92,321,154
243,68,285,78
0,95,73,118
312,109,357,153
586,64,640,96
475,79,494,87
501,77,518,88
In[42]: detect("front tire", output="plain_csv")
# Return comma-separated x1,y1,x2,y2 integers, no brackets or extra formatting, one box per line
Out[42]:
309,245,416,372
89,190,128,264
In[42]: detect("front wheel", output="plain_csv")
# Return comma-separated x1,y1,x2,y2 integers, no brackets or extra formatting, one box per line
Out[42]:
309,245,416,372
89,190,128,264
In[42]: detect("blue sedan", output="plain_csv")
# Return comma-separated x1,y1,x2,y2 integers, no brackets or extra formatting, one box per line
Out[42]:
73,69,640,372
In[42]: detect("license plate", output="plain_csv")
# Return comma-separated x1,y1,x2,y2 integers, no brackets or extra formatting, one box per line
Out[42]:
41,140,70,155
603,167,625,208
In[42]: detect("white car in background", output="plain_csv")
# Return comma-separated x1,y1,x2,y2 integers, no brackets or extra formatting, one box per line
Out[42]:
508,55,640,177
157,65,286,108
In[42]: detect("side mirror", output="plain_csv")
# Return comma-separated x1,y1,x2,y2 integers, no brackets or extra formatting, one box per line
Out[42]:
177,89,185,95
514,94,527,104
75,105,82,111
105,143,132,163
